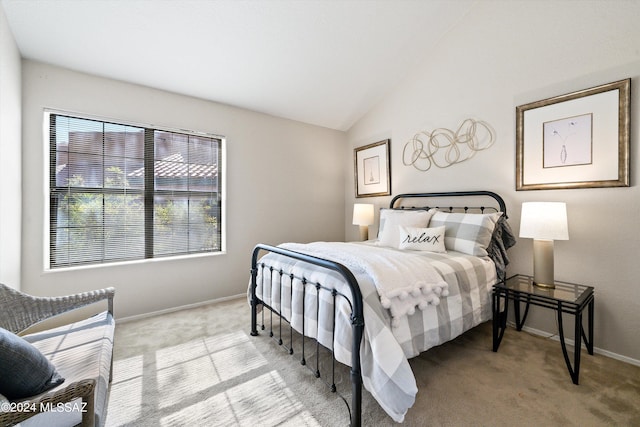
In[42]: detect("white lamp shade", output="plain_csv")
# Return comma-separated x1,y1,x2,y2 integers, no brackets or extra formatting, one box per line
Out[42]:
352,203,374,226
519,202,569,240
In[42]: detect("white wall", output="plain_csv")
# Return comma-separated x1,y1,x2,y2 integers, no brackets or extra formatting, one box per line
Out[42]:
21,60,346,318
0,4,21,289
346,1,640,362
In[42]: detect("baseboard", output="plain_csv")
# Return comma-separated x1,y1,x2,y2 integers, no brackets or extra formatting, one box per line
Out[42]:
117,293,245,324
515,323,640,367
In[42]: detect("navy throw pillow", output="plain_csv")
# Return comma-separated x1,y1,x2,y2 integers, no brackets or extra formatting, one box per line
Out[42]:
0,327,65,400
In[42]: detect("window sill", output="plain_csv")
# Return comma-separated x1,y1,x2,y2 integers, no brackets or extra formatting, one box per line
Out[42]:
43,250,226,274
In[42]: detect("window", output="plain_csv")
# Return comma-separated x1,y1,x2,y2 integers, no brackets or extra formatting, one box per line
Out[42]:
48,112,224,268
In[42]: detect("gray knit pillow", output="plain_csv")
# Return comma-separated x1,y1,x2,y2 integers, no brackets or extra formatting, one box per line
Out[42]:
0,327,65,400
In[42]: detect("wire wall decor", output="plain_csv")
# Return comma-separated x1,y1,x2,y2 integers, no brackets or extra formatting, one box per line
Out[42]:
402,118,495,171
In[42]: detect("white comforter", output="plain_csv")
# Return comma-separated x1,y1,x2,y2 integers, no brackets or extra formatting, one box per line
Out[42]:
282,242,449,327
253,241,496,422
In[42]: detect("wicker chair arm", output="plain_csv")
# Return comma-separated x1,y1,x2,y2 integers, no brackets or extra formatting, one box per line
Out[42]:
0,283,115,334
0,379,95,427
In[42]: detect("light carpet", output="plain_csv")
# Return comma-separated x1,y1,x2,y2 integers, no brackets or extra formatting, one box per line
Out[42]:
105,297,640,426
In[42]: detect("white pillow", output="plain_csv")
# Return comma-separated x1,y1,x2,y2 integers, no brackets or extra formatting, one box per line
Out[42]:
378,209,435,248
398,225,447,252
428,211,502,257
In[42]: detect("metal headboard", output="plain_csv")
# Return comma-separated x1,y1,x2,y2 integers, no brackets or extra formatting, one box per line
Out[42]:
390,190,507,217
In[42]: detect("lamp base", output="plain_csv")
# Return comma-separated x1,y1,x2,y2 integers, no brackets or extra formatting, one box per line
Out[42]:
532,239,556,289
532,280,556,289
358,225,369,241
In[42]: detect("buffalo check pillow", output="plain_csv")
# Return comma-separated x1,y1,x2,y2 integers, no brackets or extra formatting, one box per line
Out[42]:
428,211,502,257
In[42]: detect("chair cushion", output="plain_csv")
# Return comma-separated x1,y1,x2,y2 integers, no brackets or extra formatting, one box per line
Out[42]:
0,327,65,400
21,311,115,427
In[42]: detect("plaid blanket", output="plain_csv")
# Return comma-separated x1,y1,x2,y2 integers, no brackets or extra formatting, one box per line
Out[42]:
253,242,497,422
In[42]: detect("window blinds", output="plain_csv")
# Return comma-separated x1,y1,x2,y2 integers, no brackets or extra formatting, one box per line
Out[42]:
49,113,222,268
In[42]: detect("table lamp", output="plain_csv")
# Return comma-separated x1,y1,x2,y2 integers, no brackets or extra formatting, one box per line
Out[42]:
353,203,374,241
519,202,569,288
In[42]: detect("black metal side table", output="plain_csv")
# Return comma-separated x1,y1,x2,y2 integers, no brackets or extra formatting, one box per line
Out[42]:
492,274,594,384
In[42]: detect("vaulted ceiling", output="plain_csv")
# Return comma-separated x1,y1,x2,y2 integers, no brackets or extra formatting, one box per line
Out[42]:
2,0,473,131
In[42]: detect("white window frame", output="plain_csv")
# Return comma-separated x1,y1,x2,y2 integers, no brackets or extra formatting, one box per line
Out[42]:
43,109,226,270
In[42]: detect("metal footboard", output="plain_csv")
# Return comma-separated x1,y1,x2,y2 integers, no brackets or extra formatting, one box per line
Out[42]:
250,243,364,427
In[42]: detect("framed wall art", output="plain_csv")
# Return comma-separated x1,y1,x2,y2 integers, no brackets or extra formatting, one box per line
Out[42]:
516,79,630,190
354,139,391,198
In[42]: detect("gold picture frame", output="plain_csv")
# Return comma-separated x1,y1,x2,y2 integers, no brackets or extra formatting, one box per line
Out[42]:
354,139,391,198
516,79,630,190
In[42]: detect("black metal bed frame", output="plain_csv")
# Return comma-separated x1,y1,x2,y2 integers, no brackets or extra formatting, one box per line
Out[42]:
249,191,507,426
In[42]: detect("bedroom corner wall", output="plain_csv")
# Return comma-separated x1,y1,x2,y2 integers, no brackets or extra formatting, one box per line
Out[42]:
21,60,346,318
345,1,640,363
0,3,22,290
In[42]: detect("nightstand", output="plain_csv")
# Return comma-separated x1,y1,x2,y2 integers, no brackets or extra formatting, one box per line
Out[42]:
492,274,594,384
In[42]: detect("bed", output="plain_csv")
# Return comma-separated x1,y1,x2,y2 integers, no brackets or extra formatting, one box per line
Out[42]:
249,191,515,426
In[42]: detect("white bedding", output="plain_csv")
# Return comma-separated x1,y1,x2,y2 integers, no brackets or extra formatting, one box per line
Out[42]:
281,242,449,327
253,241,497,423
